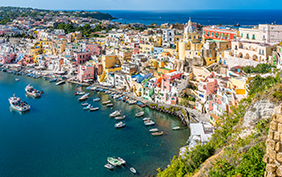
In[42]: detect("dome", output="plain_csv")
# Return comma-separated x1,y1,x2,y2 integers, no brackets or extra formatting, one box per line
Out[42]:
184,18,196,34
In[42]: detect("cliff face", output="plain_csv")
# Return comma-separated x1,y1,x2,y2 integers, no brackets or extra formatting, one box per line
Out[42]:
264,105,282,177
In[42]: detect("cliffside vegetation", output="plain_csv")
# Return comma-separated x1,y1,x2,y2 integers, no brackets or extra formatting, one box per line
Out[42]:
158,72,282,177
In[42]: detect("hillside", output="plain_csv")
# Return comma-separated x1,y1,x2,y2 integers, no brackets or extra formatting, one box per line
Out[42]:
158,72,282,177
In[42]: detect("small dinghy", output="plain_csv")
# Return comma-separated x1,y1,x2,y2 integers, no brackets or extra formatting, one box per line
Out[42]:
89,107,99,111
104,163,114,170
130,167,137,174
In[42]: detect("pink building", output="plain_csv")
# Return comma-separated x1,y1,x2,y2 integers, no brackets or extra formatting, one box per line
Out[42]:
73,52,92,65
0,53,16,64
77,65,95,82
85,44,102,55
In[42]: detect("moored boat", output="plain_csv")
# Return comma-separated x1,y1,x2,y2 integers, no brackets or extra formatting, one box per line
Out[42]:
135,111,144,117
102,100,111,105
117,157,126,165
107,157,122,166
9,94,31,112
89,107,99,111
115,115,125,120
104,163,114,170
115,121,126,128
110,110,121,117
151,131,164,136
25,84,41,98
130,167,137,174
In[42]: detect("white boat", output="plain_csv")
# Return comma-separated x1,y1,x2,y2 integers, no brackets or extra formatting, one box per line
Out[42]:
115,115,125,120
135,111,144,117
9,94,31,112
117,157,126,165
172,126,181,130
130,167,137,174
144,120,155,126
81,102,89,106
55,80,65,85
107,103,113,107
102,100,111,105
149,128,159,132
104,163,114,170
115,121,126,128
128,100,137,105
25,84,41,98
110,110,121,117
90,107,99,111
93,98,100,102
143,117,150,121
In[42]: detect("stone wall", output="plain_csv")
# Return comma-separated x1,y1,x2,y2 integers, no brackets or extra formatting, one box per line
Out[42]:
264,106,282,177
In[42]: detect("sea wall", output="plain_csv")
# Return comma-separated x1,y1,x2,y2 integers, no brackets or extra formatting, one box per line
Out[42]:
264,105,282,177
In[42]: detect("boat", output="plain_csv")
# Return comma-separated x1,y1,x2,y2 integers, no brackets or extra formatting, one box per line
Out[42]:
115,121,126,128
107,103,113,107
143,117,150,121
115,115,125,120
149,128,159,132
104,163,114,170
81,102,89,106
144,120,155,126
130,167,137,174
151,131,164,136
107,157,122,166
83,104,92,110
25,84,41,98
172,126,181,130
110,110,121,117
117,157,126,165
102,100,111,105
128,100,137,105
89,107,99,111
15,78,20,81
135,111,144,117
93,97,100,102
9,94,31,112
56,80,65,85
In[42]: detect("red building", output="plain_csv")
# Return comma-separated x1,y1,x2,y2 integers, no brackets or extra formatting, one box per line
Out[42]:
203,27,238,41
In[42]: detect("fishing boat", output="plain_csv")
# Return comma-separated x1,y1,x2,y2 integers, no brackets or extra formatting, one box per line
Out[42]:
89,107,99,111
149,128,159,132
117,157,126,165
102,100,111,105
143,117,150,121
110,110,121,117
115,115,125,120
107,103,113,107
93,97,100,102
81,102,89,106
25,84,41,98
107,157,122,166
104,163,114,170
74,91,85,96
151,131,164,136
172,126,181,130
130,167,137,174
144,120,155,126
15,78,20,81
56,80,65,85
9,94,31,112
128,100,137,105
83,104,92,110
115,121,126,129
135,111,144,117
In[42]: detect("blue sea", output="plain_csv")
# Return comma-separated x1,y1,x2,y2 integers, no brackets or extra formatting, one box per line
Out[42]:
98,10,282,26
0,71,189,177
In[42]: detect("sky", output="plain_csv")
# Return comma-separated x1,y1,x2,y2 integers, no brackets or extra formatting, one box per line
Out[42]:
0,0,282,11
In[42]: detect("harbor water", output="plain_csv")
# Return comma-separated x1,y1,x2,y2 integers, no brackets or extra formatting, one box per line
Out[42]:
0,71,189,177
